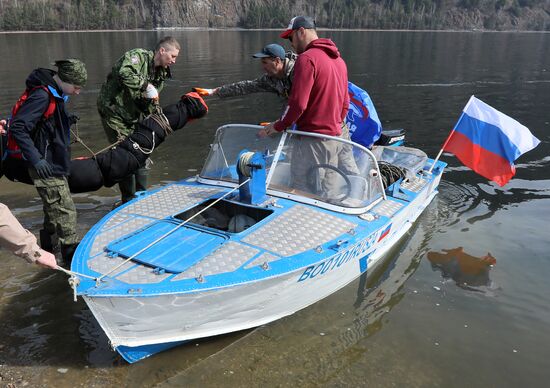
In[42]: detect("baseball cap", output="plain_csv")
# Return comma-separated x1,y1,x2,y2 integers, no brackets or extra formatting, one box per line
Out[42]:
280,16,316,39
252,44,286,60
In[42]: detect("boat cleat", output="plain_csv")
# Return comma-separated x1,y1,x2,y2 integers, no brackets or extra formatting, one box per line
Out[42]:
331,239,349,251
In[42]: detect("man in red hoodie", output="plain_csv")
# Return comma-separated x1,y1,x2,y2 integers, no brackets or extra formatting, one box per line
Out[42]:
263,16,351,197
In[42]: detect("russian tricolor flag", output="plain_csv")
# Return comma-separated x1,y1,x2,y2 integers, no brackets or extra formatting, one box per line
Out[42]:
378,224,391,242
442,96,540,186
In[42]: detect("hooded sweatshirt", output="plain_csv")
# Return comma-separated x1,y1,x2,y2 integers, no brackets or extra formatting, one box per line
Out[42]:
274,38,349,136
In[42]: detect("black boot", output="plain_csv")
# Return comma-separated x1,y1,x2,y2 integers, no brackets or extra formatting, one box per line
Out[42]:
60,243,78,266
39,229,53,252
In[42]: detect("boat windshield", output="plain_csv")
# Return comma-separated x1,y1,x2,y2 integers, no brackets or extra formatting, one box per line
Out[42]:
200,124,283,182
200,125,385,209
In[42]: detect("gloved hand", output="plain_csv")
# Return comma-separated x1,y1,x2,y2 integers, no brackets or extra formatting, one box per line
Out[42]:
143,83,159,99
68,113,80,126
192,87,216,96
181,92,209,119
34,159,53,179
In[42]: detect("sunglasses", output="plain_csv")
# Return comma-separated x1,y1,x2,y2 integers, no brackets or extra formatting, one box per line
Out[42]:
288,31,295,43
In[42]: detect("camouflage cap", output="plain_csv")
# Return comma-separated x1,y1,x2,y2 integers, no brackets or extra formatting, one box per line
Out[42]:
54,59,87,87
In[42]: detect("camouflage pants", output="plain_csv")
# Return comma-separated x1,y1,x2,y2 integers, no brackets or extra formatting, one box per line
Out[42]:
28,169,78,246
99,110,149,203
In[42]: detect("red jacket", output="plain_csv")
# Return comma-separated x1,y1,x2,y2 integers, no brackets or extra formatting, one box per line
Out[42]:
274,38,349,136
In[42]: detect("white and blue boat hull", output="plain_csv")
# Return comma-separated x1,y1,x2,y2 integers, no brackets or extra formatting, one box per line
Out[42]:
71,125,446,362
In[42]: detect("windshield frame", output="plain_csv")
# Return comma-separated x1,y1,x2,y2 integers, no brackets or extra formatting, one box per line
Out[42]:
198,124,387,214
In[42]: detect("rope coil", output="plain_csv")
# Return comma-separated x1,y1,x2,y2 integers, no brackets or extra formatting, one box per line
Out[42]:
237,152,255,177
378,162,407,188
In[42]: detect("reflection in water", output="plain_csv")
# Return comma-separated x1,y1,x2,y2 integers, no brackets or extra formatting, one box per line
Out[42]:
438,177,550,226
428,247,496,292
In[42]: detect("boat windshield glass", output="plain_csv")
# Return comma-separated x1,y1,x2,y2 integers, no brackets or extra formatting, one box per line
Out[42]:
200,125,385,209
201,125,282,182
267,131,384,208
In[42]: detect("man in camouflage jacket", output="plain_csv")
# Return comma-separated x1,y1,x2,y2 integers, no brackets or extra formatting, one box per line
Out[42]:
195,43,296,102
97,36,180,203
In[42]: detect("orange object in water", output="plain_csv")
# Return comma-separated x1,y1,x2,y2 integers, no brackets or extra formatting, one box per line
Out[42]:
427,247,496,289
192,87,212,96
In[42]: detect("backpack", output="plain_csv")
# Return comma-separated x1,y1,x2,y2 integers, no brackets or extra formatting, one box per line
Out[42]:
4,85,56,160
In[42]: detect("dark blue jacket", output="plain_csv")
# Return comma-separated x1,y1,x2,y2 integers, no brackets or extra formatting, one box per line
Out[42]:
9,68,72,177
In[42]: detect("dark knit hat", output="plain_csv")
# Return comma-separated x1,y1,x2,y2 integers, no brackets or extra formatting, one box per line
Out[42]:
54,59,87,87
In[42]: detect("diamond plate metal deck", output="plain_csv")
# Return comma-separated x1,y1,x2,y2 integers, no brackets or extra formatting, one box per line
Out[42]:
91,217,152,256
88,252,172,284
102,213,130,230
244,252,280,269
88,253,135,277
401,176,427,193
242,205,357,257
115,265,172,284
373,199,404,218
121,185,223,219
172,241,259,280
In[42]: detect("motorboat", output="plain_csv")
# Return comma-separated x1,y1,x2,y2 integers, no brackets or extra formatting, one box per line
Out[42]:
70,124,446,363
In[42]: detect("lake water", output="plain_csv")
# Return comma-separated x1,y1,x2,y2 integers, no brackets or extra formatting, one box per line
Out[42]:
0,30,549,387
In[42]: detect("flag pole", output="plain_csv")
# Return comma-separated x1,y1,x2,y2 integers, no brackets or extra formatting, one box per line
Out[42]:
428,128,457,174
428,96,474,173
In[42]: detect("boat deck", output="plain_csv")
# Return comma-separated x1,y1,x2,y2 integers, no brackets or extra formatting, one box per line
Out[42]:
73,180,426,295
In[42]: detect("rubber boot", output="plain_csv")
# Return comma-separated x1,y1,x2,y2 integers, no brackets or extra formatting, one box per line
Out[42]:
39,229,57,252
60,243,78,267
119,175,136,204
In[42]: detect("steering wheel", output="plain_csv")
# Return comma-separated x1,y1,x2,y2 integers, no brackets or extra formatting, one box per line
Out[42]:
306,163,352,202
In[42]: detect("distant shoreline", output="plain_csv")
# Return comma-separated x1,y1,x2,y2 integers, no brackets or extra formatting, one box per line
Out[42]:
1,27,549,34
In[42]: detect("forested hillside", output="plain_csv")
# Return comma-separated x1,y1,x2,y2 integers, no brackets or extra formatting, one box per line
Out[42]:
0,0,548,31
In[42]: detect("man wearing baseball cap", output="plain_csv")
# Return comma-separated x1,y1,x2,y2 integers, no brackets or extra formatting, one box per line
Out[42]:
193,43,297,101
7,59,87,264
279,15,317,39
263,16,351,194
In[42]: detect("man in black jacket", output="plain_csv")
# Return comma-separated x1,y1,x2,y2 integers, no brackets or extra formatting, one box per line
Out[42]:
8,59,87,264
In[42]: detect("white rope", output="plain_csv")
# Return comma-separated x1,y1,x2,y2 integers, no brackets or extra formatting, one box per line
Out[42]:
237,152,255,177
95,178,251,286
56,265,97,280
132,131,156,155
55,265,97,302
